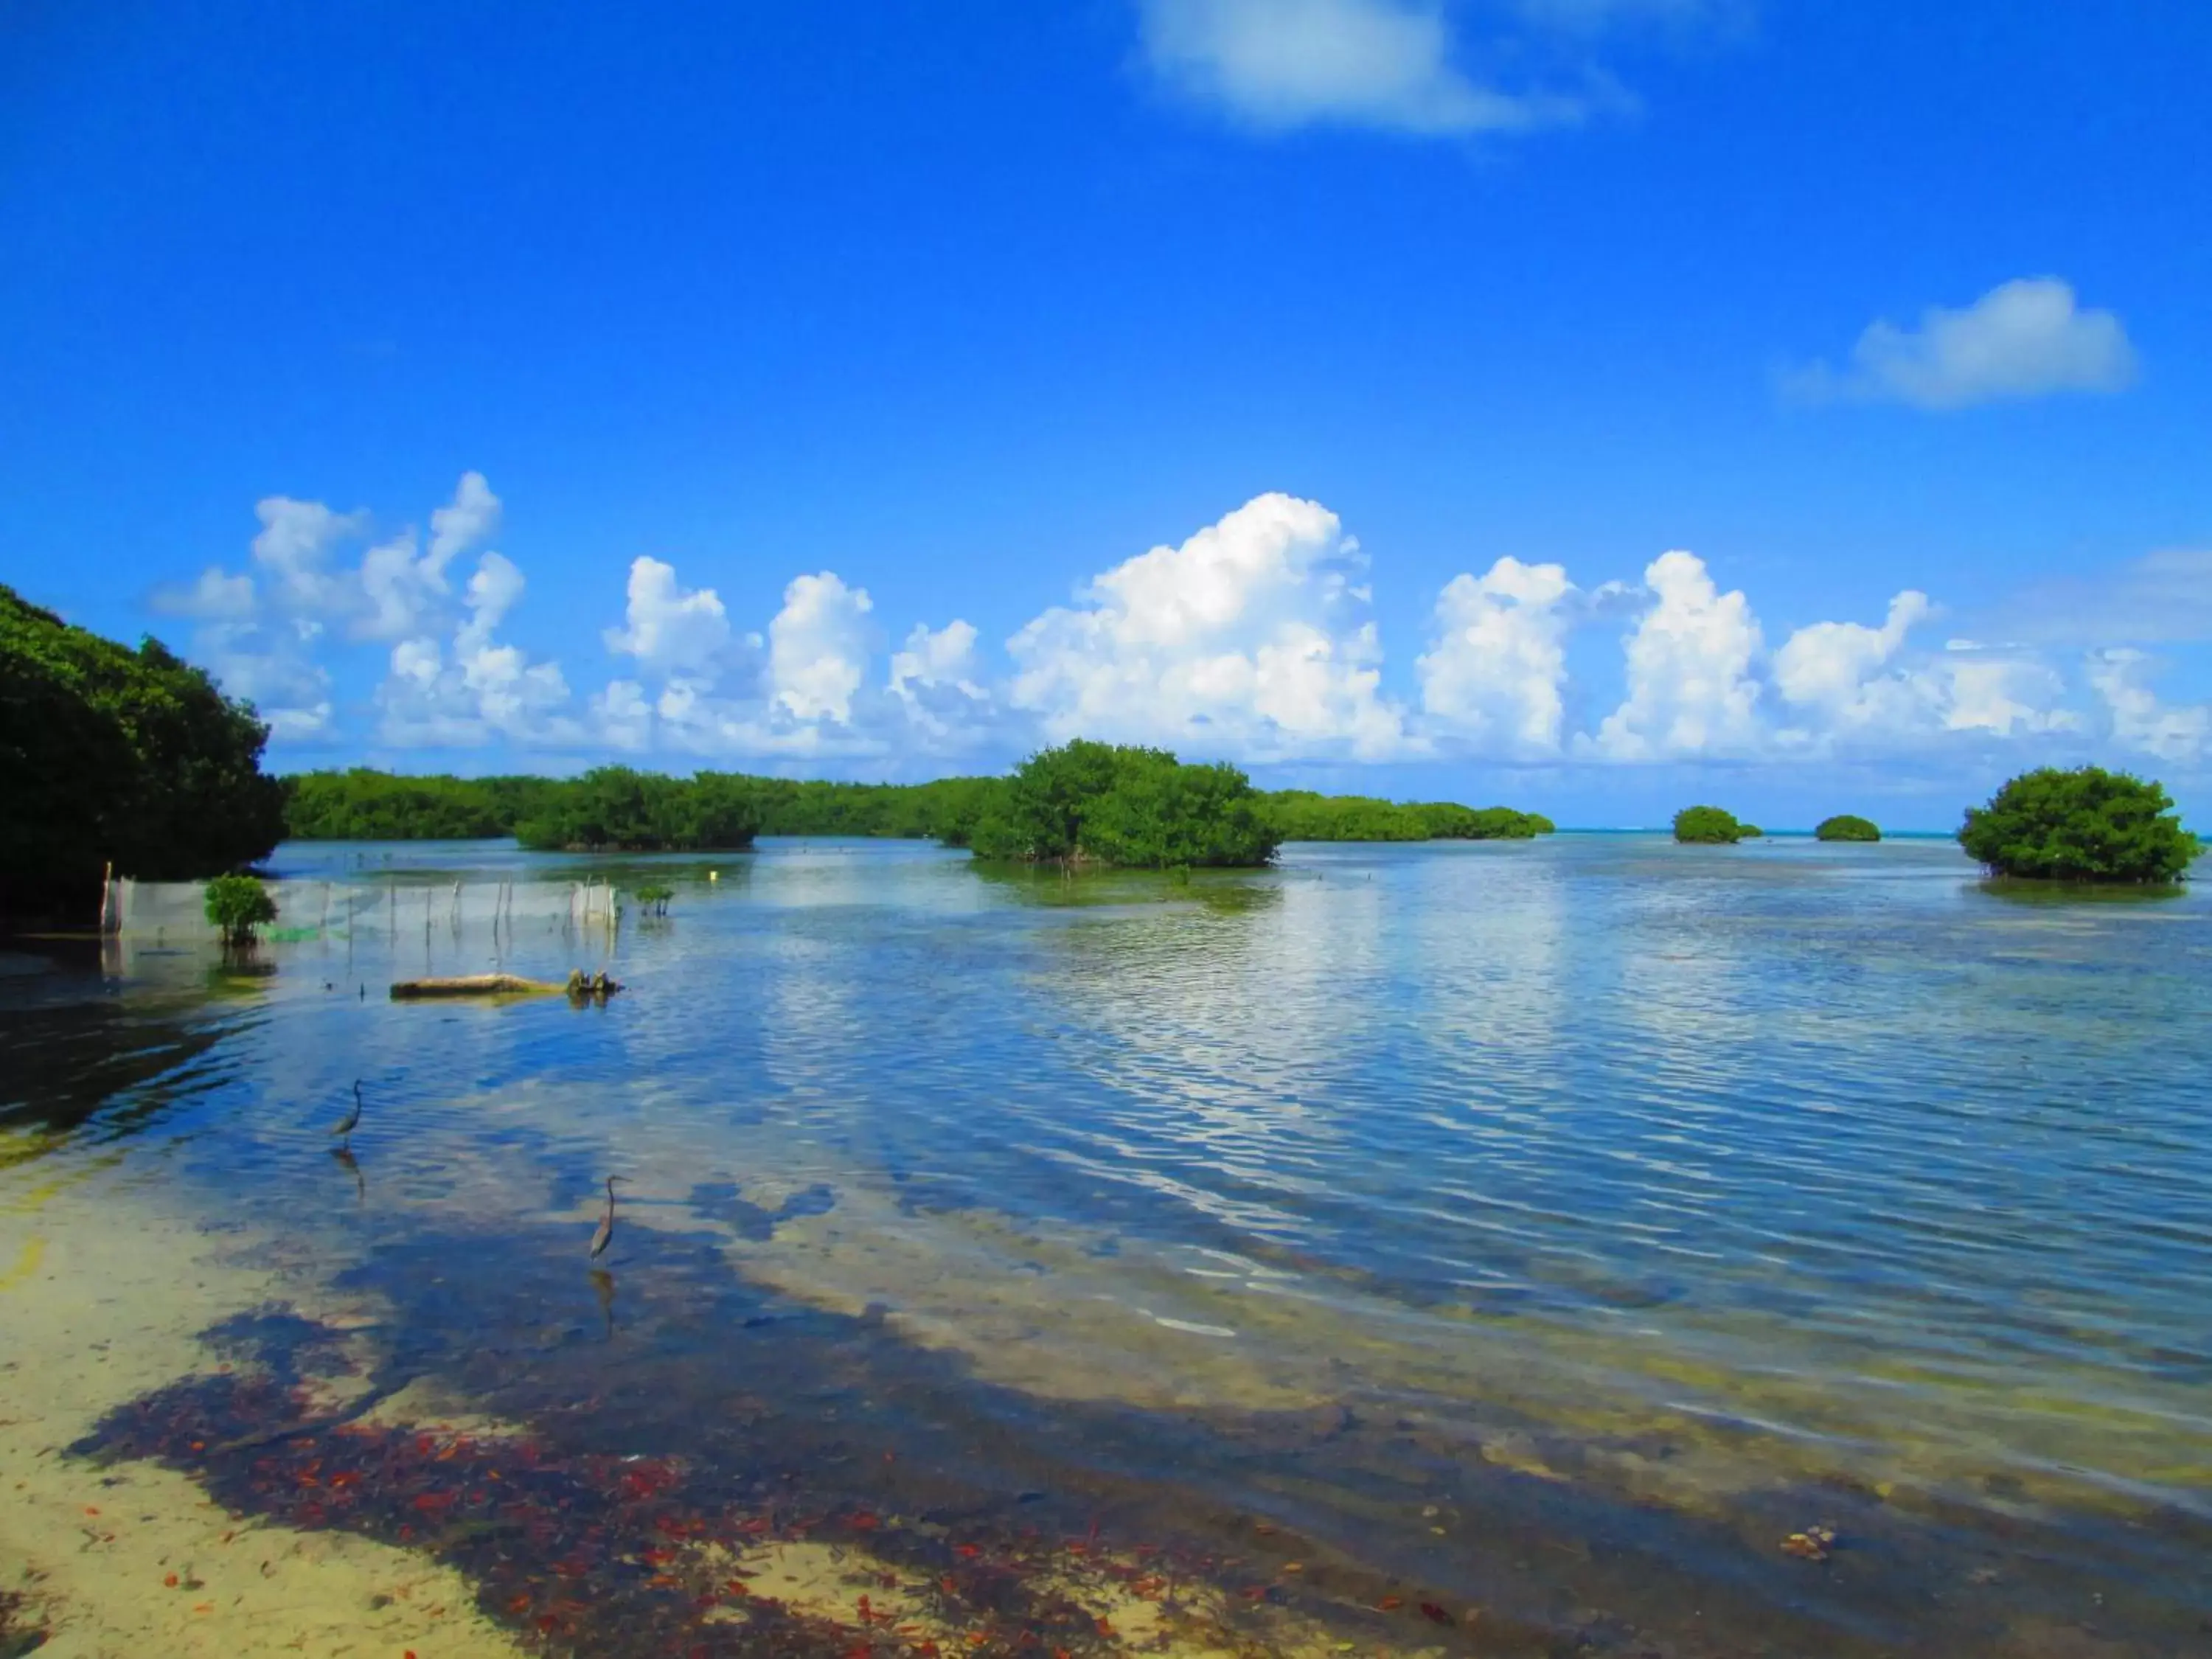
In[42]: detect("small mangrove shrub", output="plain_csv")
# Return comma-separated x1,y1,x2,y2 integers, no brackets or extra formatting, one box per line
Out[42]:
1816,814,1881,843
633,883,674,917
1959,766,2197,883
204,873,276,947
1672,805,1752,844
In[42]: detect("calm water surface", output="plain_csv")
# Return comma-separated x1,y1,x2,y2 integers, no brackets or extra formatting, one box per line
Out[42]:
5,834,2210,1656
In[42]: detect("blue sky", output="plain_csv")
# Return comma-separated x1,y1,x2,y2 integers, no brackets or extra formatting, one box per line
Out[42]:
4,0,2209,828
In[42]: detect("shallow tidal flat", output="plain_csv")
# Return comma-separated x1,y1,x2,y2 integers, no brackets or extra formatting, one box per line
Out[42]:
4,834,2210,1657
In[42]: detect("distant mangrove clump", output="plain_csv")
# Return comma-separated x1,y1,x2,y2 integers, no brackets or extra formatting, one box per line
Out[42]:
967,740,1278,869
284,769,556,840
1262,790,1552,841
1672,805,1755,844
1959,766,2197,883
1815,813,1881,843
510,768,761,852
1,582,285,918
280,763,1553,851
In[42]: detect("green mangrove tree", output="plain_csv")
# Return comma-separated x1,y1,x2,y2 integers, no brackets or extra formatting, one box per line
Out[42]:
1959,767,2197,883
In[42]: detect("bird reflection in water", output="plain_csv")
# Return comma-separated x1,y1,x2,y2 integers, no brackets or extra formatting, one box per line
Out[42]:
330,1144,364,1203
589,1267,617,1339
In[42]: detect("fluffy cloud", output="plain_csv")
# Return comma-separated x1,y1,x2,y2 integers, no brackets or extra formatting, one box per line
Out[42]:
890,620,995,744
159,473,571,748
378,541,572,747
1009,493,1408,760
152,520,347,740
356,473,507,641
1137,0,1583,135
1771,589,1934,735
1930,643,2076,739
200,617,335,742
1590,551,1763,758
2087,649,2209,763
1416,556,1576,752
156,474,2205,782
589,563,988,762
604,557,737,674
1790,278,2138,411
456,552,526,657
891,620,982,699
768,573,875,723
250,498,366,611
427,471,501,582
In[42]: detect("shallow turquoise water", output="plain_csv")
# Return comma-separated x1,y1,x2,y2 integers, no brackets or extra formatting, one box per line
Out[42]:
7,834,2211,1655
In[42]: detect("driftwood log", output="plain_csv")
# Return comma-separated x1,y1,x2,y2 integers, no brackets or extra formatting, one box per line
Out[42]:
389,971,625,1001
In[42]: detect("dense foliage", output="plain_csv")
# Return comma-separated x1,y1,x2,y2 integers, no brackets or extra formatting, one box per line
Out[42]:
967,740,1279,868
1959,767,2197,883
284,769,557,839
204,874,277,947
1262,790,1552,841
745,775,1005,844
1673,805,1753,844
512,768,761,852
1,584,285,917
1815,813,1882,843
280,765,1552,849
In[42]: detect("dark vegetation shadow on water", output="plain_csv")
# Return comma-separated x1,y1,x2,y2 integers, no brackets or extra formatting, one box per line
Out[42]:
0,987,232,1147
1975,876,2194,907
972,863,1285,916
64,1205,2212,1659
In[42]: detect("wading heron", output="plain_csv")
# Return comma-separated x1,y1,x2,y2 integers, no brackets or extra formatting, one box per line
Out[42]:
331,1079,364,1147
588,1175,629,1259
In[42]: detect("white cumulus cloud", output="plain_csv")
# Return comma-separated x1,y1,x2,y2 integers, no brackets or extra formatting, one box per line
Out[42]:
456,551,526,658
2087,648,2209,763
1589,551,1763,758
1771,588,1935,737
888,619,997,747
1009,492,1408,761
1929,643,2076,738
1137,0,1582,135
250,497,366,611
155,473,2211,783
768,572,876,723
1790,278,2138,411
1416,556,1576,752
354,474,510,641
604,556,735,674
377,586,573,748
197,618,335,741
426,470,501,582
891,619,982,698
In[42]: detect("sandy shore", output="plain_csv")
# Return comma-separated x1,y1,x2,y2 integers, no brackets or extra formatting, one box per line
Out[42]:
0,1165,529,1658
